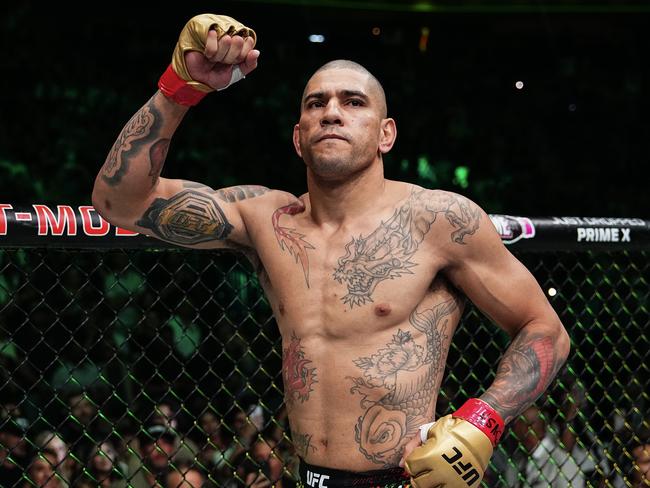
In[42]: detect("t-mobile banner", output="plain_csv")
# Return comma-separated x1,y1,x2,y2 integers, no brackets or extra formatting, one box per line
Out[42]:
1,204,649,251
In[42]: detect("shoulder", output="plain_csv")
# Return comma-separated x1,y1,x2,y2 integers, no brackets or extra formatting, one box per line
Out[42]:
406,186,490,241
208,185,301,218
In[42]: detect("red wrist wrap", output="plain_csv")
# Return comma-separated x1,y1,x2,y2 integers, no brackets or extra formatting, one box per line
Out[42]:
158,64,207,106
453,398,504,447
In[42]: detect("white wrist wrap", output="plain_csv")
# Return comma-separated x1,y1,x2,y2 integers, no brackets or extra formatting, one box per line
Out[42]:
419,421,436,443
217,65,245,91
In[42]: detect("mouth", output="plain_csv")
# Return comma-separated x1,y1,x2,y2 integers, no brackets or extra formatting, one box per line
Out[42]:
316,134,348,142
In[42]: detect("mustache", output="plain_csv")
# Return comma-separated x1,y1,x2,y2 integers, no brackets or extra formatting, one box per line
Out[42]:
313,131,349,142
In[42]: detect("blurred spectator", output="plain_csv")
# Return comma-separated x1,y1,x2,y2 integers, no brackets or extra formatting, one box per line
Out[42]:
24,448,63,488
1,415,30,487
144,397,199,463
82,439,122,487
629,435,650,487
611,422,650,487
556,379,610,486
193,409,229,480
60,389,109,458
70,473,97,488
247,435,284,487
113,422,178,488
33,430,73,485
150,398,180,432
491,404,585,487
165,459,208,488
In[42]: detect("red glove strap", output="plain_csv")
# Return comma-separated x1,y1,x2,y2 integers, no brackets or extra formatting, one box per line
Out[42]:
453,398,504,447
158,64,207,106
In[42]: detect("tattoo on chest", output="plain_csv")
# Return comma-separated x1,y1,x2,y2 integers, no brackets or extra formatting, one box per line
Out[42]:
136,190,233,245
348,298,458,467
334,189,481,308
272,202,315,287
283,332,318,405
102,97,162,187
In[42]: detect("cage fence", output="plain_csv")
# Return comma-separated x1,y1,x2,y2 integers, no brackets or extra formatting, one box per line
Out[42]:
1,208,649,487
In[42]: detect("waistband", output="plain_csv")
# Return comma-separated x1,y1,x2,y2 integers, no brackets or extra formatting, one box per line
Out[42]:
299,459,411,488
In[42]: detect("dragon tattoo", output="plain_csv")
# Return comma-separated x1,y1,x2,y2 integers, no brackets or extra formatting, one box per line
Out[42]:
334,189,480,308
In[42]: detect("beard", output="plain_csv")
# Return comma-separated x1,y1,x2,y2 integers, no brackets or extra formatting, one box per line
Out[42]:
304,144,371,180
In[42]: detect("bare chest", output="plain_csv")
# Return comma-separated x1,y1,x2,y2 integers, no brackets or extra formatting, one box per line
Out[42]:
253,217,445,337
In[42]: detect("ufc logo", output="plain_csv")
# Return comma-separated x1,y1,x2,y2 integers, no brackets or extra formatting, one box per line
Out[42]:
442,447,480,486
306,470,330,488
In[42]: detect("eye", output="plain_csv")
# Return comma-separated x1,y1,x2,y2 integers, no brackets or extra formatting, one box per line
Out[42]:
307,100,324,108
348,99,364,107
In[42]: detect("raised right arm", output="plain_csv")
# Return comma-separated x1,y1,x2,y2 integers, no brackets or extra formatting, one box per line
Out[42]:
92,14,261,249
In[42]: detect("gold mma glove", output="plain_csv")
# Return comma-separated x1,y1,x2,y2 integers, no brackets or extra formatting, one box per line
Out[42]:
405,399,504,488
158,14,257,106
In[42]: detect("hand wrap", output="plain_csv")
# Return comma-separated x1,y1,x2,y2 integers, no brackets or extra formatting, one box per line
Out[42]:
158,13,257,106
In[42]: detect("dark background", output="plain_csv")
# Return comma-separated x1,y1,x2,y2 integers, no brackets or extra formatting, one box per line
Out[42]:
1,0,648,217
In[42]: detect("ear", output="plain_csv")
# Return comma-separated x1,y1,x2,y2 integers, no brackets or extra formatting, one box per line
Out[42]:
292,124,302,157
378,118,397,154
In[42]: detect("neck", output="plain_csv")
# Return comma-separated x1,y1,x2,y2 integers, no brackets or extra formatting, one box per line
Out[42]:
306,159,386,225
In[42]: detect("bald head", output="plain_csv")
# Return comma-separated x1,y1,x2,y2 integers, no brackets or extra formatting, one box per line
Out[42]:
303,59,388,118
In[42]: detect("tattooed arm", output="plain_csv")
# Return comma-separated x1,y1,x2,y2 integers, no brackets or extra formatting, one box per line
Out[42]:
92,24,267,250
439,192,570,424
91,91,276,249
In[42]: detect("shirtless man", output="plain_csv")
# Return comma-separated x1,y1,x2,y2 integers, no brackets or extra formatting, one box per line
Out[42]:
92,14,570,488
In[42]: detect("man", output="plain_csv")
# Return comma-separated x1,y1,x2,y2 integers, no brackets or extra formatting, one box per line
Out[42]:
0,416,29,487
92,13,570,488
165,460,208,488
24,448,63,488
113,423,178,488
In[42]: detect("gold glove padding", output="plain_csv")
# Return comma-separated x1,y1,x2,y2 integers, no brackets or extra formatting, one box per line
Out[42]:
405,415,493,488
172,13,257,93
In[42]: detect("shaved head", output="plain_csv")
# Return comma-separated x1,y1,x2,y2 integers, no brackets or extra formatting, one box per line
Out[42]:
304,59,388,118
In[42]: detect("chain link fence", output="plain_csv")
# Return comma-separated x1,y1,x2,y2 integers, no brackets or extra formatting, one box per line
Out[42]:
1,210,649,487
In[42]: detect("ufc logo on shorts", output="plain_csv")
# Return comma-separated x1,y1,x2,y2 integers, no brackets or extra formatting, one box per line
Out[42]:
442,447,480,486
306,469,330,488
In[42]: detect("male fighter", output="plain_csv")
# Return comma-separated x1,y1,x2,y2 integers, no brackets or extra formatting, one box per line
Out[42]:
92,14,570,488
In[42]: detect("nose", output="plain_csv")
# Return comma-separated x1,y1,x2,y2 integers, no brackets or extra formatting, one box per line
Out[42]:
320,100,343,126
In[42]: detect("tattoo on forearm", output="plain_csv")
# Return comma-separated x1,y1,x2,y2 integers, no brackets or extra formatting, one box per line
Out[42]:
480,329,567,424
272,202,315,288
348,298,458,467
136,190,233,245
334,188,481,308
148,139,170,187
291,429,317,458
102,96,164,187
283,332,317,405
214,185,270,202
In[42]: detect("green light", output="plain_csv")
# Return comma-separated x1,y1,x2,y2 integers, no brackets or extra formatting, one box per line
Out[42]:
400,159,409,172
417,156,437,184
454,166,470,188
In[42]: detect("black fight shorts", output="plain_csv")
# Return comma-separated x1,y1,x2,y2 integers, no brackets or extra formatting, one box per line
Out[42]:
298,459,411,488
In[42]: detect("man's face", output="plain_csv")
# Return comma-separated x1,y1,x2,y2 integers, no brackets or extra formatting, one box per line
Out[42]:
28,452,59,488
632,443,650,485
167,468,205,488
141,436,175,472
293,68,394,181
69,394,96,425
0,431,28,466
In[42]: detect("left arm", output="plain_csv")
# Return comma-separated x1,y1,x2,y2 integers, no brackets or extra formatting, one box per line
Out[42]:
404,192,570,487
443,199,570,423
